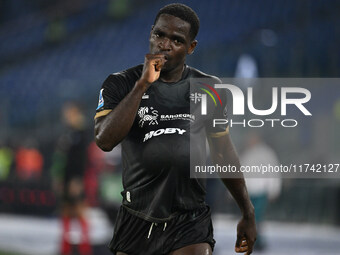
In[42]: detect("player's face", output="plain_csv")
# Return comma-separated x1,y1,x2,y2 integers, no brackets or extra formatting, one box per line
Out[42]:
149,14,197,72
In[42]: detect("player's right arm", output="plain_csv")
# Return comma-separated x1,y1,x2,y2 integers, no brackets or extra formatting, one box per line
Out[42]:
94,54,166,151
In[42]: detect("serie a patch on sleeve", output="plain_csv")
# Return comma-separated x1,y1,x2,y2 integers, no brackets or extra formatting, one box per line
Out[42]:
96,88,104,110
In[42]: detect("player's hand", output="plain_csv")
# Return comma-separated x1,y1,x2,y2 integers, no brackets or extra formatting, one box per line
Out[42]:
139,53,167,87
235,214,256,255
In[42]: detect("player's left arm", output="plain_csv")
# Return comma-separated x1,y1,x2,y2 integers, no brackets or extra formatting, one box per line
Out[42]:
208,133,256,255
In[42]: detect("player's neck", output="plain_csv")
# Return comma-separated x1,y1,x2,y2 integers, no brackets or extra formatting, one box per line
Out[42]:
159,64,185,83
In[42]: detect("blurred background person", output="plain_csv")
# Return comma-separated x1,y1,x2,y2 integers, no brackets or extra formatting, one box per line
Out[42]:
240,131,282,251
50,102,92,255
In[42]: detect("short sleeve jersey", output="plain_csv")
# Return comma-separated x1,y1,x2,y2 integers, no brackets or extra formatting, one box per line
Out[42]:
95,64,228,222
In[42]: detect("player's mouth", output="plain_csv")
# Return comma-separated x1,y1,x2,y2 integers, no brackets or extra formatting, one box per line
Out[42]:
154,51,169,61
160,54,169,62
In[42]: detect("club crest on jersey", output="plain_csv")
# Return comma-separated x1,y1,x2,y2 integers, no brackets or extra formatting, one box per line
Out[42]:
138,107,158,127
96,89,104,110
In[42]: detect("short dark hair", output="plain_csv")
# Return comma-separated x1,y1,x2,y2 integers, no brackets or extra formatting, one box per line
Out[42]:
154,3,200,40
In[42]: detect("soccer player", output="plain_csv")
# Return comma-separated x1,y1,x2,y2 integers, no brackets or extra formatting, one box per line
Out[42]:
51,102,92,255
94,3,256,255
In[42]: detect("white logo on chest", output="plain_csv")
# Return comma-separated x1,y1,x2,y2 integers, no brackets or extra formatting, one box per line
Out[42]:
143,128,186,142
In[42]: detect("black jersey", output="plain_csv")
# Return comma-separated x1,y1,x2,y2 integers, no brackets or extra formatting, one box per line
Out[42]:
95,64,228,222
58,127,88,182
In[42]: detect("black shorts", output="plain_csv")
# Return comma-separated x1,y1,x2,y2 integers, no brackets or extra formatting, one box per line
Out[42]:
109,205,215,255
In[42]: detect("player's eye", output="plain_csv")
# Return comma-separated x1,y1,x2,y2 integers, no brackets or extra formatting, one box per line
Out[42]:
173,39,183,45
154,31,163,38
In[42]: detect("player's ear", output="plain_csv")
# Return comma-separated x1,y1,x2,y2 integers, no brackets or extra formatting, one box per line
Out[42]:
188,40,197,55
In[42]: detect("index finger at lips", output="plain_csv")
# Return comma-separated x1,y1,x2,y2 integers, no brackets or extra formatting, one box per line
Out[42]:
154,58,166,71
145,56,165,66
144,57,163,68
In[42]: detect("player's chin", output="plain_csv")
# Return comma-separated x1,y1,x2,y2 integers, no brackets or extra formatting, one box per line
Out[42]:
160,63,171,72
163,59,177,69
